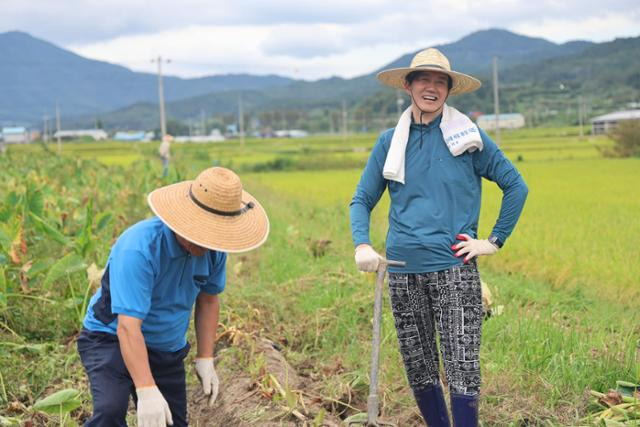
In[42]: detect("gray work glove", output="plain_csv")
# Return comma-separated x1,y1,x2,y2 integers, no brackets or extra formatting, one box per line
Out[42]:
195,357,219,406
452,233,498,263
354,244,383,272
136,385,173,427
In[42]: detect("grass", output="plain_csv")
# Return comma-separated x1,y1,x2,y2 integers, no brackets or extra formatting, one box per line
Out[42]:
1,126,638,425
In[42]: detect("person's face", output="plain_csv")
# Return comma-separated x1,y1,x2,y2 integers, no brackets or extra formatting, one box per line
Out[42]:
403,71,450,118
175,233,208,257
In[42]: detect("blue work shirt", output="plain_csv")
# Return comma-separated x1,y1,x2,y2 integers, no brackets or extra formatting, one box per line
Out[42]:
83,216,227,351
350,115,528,273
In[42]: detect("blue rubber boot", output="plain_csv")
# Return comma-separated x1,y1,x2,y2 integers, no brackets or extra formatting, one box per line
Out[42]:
413,383,451,427
450,393,478,427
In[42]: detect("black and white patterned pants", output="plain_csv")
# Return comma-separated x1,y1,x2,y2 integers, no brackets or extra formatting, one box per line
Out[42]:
388,261,483,396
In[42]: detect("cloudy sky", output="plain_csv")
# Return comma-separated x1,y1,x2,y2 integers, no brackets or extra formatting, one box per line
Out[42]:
2,0,639,80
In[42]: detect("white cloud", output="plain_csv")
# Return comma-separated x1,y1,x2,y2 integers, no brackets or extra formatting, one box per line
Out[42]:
3,0,639,79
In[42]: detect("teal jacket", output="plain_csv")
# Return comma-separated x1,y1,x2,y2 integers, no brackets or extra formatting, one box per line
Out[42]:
350,115,528,273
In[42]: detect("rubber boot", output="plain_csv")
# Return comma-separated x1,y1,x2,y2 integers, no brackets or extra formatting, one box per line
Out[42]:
450,393,478,427
413,383,451,427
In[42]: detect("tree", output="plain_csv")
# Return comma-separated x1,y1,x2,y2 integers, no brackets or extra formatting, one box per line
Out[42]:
604,120,640,158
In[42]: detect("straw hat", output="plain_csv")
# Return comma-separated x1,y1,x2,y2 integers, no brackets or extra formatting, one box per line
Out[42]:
148,167,269,253
377,48,481,95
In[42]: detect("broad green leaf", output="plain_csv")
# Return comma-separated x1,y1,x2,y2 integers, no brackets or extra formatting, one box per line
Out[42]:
0,415,21,426
26,259,54,278
29,213,69,246
26,186,44,217
95,212,112,232
0,267,5,292
0,227,10,252
42,253,86,290
33,388,81,415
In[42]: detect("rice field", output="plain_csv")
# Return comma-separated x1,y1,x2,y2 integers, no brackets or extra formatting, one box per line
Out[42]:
0,126,638,425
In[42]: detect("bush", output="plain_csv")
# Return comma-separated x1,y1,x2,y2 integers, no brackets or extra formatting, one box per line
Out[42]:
603,120,640,158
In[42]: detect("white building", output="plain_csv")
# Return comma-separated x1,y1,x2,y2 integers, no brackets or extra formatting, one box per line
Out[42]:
590,110,640,135
54,129,108,141
1,127,30,143
175,129,226,143
476,113,525,131
273,129,309,138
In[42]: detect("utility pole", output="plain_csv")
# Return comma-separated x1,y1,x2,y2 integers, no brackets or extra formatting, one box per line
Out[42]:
238,94,245,149
200,109,206,136
43,115,49,143
492,56,501,145
151,56,170,139
578,95,584,138
56,102,61,154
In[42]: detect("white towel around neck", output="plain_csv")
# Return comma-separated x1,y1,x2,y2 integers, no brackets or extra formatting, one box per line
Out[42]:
382,104,483,184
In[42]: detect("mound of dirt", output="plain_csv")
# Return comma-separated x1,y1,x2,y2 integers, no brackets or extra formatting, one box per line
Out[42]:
188,338,342,426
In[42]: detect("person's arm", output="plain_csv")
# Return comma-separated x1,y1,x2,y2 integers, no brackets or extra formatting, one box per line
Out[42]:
117,314,154,387
194,293,221,406
194,292,219,358
117,314,174,426
349,132,390,248
473,129,529,245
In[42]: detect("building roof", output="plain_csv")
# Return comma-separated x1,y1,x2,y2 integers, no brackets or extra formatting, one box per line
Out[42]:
478,113,523,120
590,110,640,123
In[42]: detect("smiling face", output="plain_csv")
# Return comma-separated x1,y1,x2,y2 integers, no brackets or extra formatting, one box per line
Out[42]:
403,70,451,123
175,233,208,257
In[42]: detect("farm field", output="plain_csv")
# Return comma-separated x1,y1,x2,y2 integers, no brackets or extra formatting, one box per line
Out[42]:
0,127,638,426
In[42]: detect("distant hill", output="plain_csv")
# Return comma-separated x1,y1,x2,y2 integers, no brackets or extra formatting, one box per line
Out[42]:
68,28,609,130
3,29,639,131
377,29,593,75
0,31,293,125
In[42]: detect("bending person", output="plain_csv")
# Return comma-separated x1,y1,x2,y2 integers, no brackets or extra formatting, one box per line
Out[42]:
78,167,269,426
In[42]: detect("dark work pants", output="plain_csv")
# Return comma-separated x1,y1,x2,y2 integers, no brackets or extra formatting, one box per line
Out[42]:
77,328,190,427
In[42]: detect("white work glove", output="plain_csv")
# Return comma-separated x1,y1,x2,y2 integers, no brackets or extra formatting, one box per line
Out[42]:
136,385,173,427
195,357,219,406
354,244,383,272
452,233,498,263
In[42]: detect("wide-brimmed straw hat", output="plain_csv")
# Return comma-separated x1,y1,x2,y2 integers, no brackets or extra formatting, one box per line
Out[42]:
377,48,481,95
148,167,269,253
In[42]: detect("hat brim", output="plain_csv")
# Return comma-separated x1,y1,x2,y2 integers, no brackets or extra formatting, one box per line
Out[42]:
377,66,481,95
148,181,269,253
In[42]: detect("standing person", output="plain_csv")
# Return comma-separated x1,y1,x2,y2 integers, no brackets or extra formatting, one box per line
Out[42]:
77,167,269,426
159,134,173,177
350,48,528,426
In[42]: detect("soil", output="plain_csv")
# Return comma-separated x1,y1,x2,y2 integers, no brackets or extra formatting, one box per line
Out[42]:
188,338,343,426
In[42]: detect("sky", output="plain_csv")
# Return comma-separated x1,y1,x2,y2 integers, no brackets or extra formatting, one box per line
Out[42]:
1,0,639,81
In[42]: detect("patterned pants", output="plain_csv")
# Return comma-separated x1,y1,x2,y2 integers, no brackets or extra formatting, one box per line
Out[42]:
388,261,483,396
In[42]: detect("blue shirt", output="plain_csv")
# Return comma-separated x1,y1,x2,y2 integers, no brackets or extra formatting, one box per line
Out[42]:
350,115,528,273
83,217,227,351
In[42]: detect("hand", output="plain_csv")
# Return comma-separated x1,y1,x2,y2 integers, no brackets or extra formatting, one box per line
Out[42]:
452,234,498,263
195,357,219,406
354,244,382,272
136,385,173,427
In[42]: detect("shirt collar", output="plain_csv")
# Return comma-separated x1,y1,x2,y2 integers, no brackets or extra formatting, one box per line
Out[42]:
161,221,188,258
410,112,443,130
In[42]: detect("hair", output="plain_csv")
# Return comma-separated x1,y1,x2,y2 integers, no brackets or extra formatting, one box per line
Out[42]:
405,71,453,90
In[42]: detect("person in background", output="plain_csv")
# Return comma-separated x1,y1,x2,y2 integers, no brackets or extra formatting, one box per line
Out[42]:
350,48,528,426
159,134,173,177
77,167,269,426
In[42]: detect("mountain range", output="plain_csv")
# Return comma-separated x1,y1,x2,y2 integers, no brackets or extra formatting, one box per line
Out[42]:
1,29,638,130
